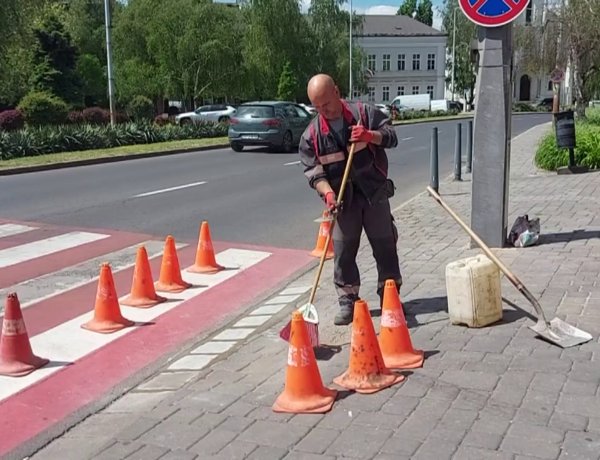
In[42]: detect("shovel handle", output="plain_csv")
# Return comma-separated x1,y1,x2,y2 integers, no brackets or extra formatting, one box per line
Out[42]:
307,128,361,306
426,186,549,323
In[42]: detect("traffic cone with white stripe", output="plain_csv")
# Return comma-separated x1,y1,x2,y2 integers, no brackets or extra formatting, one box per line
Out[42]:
333,299,405,394
188,221,224,274
121,246,167,308
273,311,337,413
378,280,424,369
0,293,49,377
155,235,192,293
82,263,135,333
310,210,334,259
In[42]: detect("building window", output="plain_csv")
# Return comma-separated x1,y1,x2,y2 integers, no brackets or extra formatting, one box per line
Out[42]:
427,53,436,70
367,54,376,72
412,85,420,95
397,54,405,71
382,86,390,101
353,89,361,99
397,86,405,96
368,86,375,102
412,54,420,71
382,54,391,71
426,85,434,98
525,0,532,24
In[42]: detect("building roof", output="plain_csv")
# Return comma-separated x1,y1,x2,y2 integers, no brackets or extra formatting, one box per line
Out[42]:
358,15,446,38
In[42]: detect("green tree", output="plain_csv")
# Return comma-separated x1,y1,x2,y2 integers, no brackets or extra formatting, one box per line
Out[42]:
397,0,417,17
0,0,49,106
29,9,82,104
242,0,311,100
114,0,245,107
561,0,600,117
442,0,477,105
76,54,107,107
416,0,433,26
277,61,299,101
308,0,366,99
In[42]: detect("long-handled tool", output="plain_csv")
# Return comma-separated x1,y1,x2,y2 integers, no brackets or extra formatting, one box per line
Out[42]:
280,129,360,346
427,186,592,349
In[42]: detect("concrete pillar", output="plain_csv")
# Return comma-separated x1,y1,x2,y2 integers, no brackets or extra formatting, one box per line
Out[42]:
471,24,513,248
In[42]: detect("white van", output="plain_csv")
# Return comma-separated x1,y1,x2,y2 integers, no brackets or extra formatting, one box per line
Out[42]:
390,93,431,112
430,99,449,112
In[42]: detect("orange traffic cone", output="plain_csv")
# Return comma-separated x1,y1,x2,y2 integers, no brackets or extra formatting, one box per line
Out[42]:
155,235,192,293
310,210,334,259
82,263,135,333
0,293,49,377
273,311,337,413
333,300,404,394
379,280,424,369
121,246,167,308
187,221,224,274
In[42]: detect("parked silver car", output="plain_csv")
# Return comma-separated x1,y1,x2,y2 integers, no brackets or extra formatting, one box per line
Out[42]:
228,102,312,152
176,104,236,125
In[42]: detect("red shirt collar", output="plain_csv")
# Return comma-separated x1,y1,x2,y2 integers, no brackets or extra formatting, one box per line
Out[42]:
318,99,356,134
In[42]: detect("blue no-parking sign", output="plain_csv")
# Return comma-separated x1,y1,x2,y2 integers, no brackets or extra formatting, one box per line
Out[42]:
459,0,528,27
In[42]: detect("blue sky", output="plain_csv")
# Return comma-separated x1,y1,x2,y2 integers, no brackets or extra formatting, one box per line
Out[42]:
300,0,445,29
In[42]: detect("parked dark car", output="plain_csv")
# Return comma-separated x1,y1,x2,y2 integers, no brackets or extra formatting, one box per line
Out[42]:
447,101,464,112
228,101,312,152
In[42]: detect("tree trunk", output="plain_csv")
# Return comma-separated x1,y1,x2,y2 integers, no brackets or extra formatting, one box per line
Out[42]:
572,49,588,119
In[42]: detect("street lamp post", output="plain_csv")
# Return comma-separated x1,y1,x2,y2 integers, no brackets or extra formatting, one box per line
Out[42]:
104,0,116,126
349,0,353,99
451,6,457,102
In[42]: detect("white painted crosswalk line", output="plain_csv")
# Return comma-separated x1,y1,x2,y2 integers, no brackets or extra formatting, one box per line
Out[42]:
0,240,186,313
0,224,37,239
0,248,271,402
0,232,109,269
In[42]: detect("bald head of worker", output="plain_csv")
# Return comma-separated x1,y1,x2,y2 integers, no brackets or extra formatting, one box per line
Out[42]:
307,74,343,120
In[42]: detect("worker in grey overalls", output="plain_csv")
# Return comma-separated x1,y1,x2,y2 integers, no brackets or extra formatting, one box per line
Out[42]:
298,74,403,325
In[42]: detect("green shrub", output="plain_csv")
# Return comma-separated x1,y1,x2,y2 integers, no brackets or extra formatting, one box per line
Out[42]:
17,91,69,126
513,102,542,112
393,109,459,121
127,95,155,121
0,120,227,160
586,107,600,126
535,123,600,170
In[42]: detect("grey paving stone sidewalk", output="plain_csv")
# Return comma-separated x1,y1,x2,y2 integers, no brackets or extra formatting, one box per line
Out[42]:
30,122,600,460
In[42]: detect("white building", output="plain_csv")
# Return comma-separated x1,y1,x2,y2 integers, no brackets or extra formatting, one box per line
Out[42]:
354,15,448,104
512,0,571,104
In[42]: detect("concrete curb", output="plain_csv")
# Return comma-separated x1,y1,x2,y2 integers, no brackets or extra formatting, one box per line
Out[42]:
0,142,230,176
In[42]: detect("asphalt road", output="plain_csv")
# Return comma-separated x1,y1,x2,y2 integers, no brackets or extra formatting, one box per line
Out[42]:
0,114,551,250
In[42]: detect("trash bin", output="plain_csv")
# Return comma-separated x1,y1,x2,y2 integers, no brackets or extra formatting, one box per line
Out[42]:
554,110,576,149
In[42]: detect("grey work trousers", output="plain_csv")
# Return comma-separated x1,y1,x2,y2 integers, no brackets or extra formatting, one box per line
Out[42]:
332,184,402,311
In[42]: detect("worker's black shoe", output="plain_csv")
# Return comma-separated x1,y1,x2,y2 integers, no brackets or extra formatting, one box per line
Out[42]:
334,308,353,326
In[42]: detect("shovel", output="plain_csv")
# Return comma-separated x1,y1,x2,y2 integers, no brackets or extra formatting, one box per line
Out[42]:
427,186,592,349
280,126,361,346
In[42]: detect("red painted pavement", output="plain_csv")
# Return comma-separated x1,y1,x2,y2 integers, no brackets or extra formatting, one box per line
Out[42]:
0,241,313,457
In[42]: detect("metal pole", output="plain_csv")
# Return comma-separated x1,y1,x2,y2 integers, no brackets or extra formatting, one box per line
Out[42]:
451,7,456,102
454,122,462,181
466,119,473,173
430,127,439,192
568,147,575,168
104,0,116,127
349,0,353,99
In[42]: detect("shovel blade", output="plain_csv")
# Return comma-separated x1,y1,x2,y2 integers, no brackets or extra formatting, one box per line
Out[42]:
529,317,593,348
